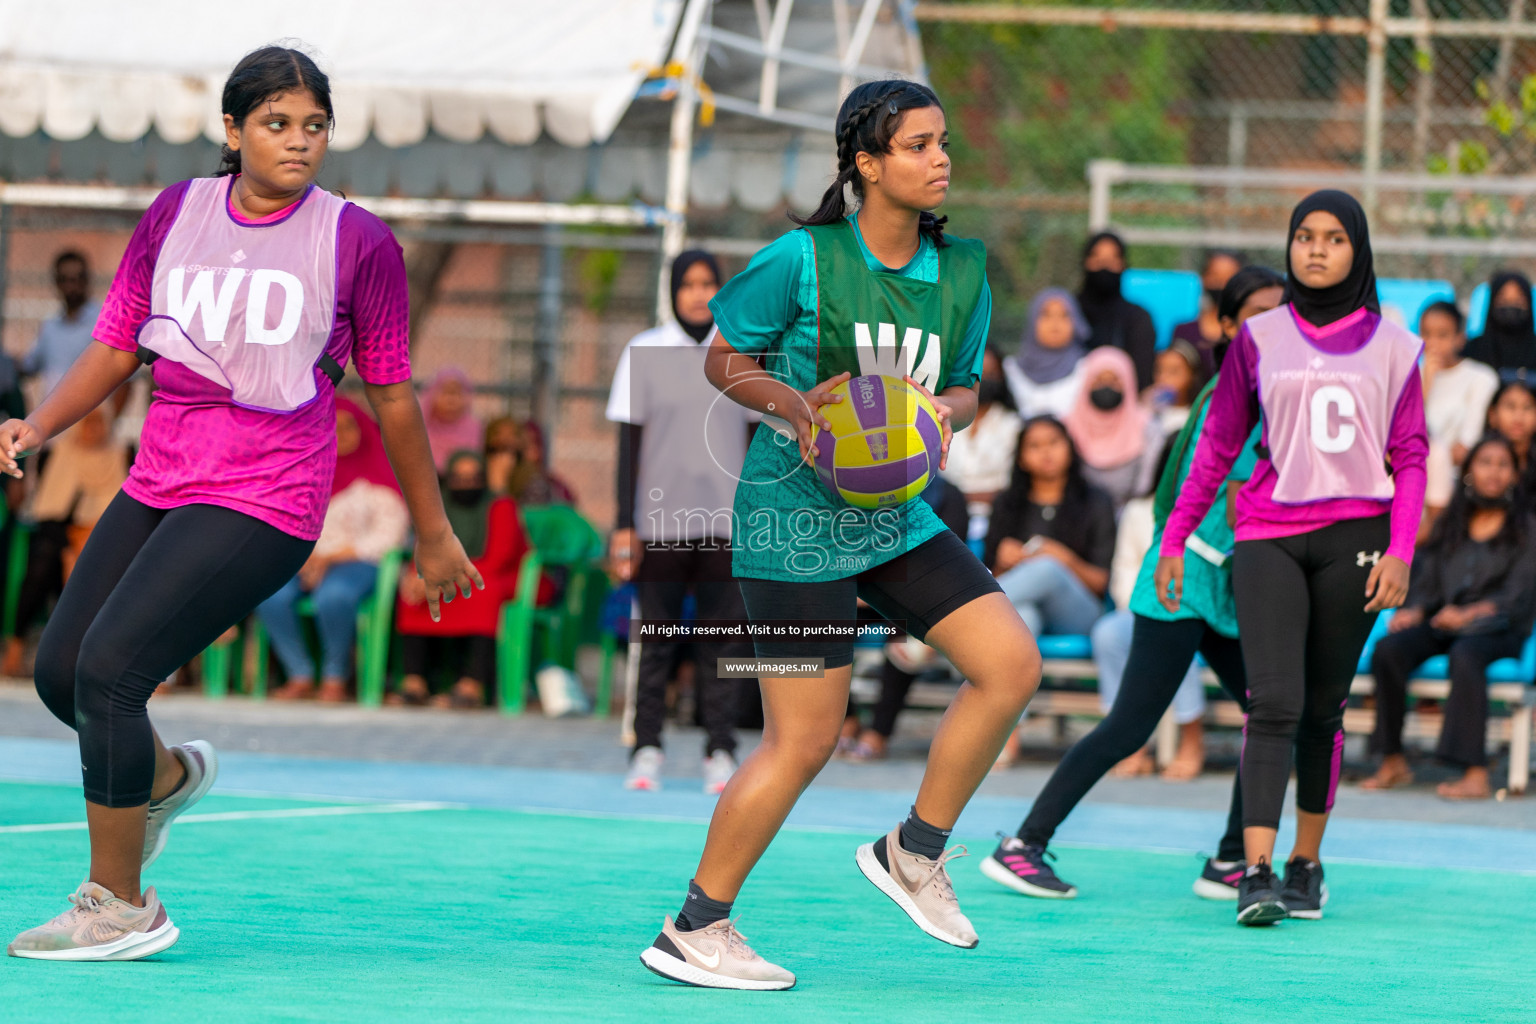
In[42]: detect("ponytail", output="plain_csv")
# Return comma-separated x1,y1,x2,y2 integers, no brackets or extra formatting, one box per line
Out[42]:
791,80,949,248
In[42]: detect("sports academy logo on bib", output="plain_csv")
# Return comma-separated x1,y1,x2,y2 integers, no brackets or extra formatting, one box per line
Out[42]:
1247,306,1420,505
137,176,348,414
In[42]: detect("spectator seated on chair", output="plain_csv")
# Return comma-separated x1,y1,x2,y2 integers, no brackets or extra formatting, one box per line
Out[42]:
508,419,576,507
1060,347,1164,510
1170,249,1244,373
1364,435,1536,800
1147,339,1207,437
4,407,126,678
393,451,542,708
1420,301,1499,532
1464,269,1536,383
1077,231,1158,391
423,367,484,476
258,398,408,703
944,344,1022,551
1002,288,1089,422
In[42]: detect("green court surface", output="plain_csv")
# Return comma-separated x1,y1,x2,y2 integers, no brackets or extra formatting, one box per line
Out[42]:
0,780,1529,1023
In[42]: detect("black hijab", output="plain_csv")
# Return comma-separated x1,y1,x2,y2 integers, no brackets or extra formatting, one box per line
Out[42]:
670,249,721,343
1078,230,1128,336
1281,190,1379,327
1468,270,1536,375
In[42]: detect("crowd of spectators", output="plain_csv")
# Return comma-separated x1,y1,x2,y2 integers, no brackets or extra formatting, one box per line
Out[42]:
10,237,1534,799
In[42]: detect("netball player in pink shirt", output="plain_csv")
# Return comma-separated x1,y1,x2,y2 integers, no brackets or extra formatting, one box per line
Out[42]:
1156,191,1427,925
6,46,483,962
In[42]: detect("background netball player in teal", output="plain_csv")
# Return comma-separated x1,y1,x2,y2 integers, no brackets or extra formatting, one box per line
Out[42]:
639,80,1041,991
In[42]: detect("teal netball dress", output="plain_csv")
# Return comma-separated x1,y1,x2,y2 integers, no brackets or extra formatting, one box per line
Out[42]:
708,214,991,583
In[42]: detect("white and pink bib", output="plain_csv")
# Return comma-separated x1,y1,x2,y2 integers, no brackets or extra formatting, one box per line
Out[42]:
1250,307,1421,505
135,177,347,413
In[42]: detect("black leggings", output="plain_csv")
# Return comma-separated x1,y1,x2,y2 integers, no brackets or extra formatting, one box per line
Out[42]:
34,493,312,807
632,541,747,756
1231,515,1389,829
1018,616,1249,862
1369,624,1522,769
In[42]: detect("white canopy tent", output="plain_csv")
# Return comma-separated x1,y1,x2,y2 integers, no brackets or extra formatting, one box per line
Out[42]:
0,0,684,149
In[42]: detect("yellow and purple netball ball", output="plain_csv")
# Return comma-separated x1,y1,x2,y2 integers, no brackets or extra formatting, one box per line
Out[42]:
811,374,942,508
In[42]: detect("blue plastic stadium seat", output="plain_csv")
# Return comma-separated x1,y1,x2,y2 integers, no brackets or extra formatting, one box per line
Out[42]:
1356,610,1392,673
1037,634,1093,660
1467,282,1490,339
1376,278,1455,331
1121,269,1201,350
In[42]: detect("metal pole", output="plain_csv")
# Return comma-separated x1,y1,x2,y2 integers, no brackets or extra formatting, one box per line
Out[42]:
1362,0,1389,220
534,225,564,435
1086,159,1118,231
658,0,713,324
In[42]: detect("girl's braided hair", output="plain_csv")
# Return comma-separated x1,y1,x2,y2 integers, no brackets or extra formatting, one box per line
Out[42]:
790,79,948,248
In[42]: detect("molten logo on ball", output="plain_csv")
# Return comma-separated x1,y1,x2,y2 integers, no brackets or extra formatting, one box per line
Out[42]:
810,374,942,509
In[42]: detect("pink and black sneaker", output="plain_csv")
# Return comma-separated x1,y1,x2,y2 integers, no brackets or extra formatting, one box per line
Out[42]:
1193,856,1246,901
979,835,1078,899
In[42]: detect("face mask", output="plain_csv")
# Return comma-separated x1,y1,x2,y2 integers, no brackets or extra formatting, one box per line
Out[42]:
1490,305,1530,331
448,486,488,507
1089,386,1124,411
1083,269,1122,300
977,379,1005,405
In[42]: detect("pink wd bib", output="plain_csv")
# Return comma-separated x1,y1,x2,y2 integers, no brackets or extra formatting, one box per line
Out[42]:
1249,306,1421,505
136,177,347,413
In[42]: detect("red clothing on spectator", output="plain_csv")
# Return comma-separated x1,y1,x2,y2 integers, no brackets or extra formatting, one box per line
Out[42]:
396,497,549,636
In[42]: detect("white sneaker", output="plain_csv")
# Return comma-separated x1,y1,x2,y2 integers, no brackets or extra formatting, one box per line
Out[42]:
702,750,737,795
625,746,664,791
143,740,218,868
640,916,795,991
8,883,179,962
856,826,979,948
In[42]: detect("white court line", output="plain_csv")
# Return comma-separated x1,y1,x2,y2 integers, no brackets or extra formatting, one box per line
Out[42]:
0,801,461,835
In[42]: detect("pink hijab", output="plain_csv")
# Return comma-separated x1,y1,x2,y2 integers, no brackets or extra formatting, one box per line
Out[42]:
333,397,400,496
1061,347,1150,470
423,368,484,473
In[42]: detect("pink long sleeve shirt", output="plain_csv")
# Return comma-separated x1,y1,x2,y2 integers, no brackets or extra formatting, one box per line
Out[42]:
1160,305,1428,565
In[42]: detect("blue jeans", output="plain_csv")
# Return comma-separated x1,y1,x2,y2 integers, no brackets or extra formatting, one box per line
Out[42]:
995,555,1103,638
1090,609,1206,724
257,560,377,681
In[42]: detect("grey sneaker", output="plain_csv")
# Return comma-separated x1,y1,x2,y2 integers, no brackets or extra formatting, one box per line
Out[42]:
8,883,179,962
702,750,737,795
640,916,795,991
625,746,664,791
143,740,219,868
856,826,978,948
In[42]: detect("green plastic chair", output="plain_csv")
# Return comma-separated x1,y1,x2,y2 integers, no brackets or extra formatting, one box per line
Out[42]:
3,519,32,641
203,549,405,705
497,504,611,715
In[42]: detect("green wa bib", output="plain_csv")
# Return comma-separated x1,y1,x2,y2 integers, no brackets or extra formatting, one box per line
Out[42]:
806,220,987,392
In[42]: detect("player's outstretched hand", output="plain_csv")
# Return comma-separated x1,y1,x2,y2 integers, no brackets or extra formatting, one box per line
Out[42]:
903,376,954,470
0,419,42,479
790,371,850,463
414,528,487,623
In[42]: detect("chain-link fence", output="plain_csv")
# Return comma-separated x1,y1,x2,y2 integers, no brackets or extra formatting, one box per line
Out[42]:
919,0,1536,339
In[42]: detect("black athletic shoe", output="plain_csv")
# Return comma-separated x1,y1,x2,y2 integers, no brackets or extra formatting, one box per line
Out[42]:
1236,862,1288,926
978,834,1078,899
1193,857,1246,901
1279,856,1328,920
